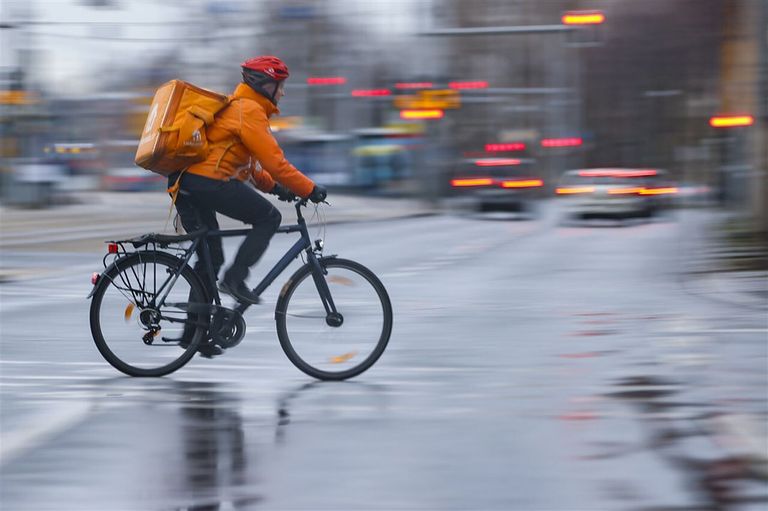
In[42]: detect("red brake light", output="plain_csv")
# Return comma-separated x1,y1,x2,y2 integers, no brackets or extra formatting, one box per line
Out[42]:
307,77,347,85
395,82,433,89
541,137,583,147
475,159,521,167
578,169,657,178
449,81,488,90
485,143,526,152
351,89,391,97
108,243,119,254
501,179,543,188
451,178,494,187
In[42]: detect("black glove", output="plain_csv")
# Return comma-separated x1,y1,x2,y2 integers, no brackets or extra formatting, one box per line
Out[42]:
308,185,327,203
270,183,296,202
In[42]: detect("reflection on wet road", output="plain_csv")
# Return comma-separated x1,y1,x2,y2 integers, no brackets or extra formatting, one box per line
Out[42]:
1,209,766,509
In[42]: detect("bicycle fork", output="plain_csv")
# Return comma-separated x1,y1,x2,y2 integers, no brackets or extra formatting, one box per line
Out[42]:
307,253,342,326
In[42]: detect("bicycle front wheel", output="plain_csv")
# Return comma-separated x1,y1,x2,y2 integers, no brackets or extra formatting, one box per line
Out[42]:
89,251,208,377
276,258,392,381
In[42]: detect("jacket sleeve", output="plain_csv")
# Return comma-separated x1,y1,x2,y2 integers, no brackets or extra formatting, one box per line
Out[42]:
238,101,316,198
249,161,276,193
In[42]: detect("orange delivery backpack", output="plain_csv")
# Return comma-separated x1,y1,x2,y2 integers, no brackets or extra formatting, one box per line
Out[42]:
135,80,230,176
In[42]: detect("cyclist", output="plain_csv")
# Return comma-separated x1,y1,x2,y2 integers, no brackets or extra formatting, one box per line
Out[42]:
168,56,327,309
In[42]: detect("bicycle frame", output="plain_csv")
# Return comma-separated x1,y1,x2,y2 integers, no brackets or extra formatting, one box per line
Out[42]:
158,201,337,318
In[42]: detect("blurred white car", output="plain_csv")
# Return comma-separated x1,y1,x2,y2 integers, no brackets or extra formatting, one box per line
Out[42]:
556,168,677,220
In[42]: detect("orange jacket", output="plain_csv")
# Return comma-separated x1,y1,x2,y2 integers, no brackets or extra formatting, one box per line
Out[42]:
185,83,315,198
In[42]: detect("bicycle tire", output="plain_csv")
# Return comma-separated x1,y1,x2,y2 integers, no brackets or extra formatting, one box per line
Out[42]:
275,257,392,381
89,251,208,377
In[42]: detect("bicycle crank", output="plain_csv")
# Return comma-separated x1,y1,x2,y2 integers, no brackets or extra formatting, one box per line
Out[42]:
210,308,246,349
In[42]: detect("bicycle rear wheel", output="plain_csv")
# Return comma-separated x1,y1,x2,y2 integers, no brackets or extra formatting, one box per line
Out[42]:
89,251,208,377
275,258,392,381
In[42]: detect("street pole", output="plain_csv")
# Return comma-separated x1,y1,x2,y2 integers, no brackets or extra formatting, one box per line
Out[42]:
756,0,768,236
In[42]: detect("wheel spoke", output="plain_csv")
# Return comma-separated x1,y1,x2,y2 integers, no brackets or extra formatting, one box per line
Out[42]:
276,259,392,380
90,252,207,377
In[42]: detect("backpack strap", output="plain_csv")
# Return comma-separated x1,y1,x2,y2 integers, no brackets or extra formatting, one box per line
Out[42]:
165,168,188,231
213,97,241,172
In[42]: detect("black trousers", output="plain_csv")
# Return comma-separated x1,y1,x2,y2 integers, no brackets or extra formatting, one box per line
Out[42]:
170,172,281,296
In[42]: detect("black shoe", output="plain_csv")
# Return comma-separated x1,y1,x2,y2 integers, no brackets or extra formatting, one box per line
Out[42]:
197,342,224,358
218,279,261,304
164,335,220,356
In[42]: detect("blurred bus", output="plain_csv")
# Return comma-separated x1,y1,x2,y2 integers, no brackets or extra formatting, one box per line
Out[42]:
101,139,164,191
279,132,354,187
351,126,422,192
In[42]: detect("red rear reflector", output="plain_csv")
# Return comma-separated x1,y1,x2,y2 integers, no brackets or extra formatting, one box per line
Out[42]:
501,179,543,188
475,159,521,167
451,178,494,187
557,187,595,194
91,272,100,285
108,243,119,254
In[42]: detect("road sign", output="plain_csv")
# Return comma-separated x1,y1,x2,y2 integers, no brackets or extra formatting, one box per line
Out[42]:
394,89,460,110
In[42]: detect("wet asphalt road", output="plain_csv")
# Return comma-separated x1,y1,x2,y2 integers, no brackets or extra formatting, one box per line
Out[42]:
1,204,766,510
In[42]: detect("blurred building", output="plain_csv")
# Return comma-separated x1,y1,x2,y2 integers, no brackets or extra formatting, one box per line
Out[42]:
0,0,765,227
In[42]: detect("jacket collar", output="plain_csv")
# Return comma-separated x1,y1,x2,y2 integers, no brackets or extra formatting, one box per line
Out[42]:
233,82,280,117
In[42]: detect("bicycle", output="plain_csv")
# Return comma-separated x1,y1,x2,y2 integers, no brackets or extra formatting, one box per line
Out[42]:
88,198,392,380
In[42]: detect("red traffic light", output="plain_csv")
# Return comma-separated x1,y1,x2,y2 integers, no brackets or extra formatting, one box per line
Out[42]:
562,11,605,25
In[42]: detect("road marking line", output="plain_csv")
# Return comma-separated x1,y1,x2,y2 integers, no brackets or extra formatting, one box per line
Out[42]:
0,402,93,465
702,328,768,333
0,360,105,366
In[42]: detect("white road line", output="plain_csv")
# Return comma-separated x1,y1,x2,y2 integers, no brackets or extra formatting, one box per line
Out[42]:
0,360,105,366
0,401,93,465
702,328,768,333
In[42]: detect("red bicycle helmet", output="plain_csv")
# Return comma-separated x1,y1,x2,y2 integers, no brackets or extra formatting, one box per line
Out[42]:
241,56,290,104
241,56,289,80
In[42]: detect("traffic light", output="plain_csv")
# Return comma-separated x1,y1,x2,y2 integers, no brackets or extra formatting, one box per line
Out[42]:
561,11,605,25
709,115,754,128
562,10,605,46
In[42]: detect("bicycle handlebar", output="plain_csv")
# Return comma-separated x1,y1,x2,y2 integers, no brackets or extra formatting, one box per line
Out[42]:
293,197,329,220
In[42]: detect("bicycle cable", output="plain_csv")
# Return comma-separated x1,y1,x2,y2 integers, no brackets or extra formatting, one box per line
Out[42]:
313,203,327,250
